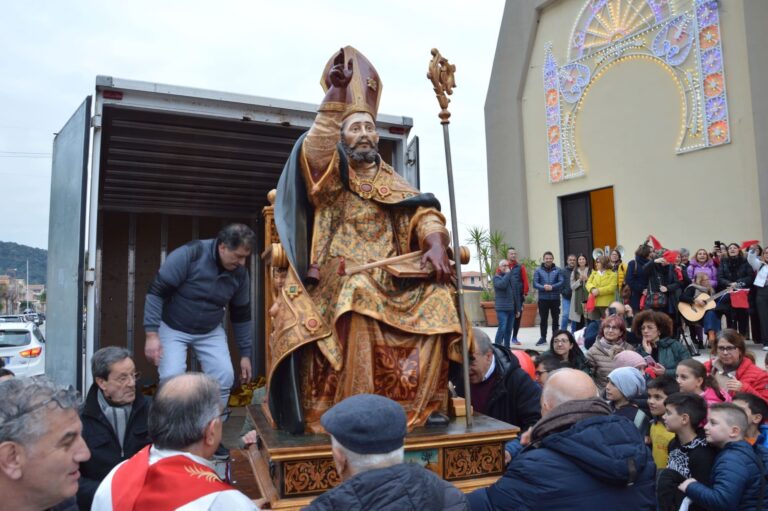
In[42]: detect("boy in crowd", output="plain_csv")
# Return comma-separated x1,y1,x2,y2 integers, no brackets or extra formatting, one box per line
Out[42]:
733,392,768,445
679,403,768,510
606,367,650,437
658,393,716,511
647,375,679,469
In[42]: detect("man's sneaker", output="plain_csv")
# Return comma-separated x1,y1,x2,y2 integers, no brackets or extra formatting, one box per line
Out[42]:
536,338,547,346
762,346,768,352
511,338,521,346
213,443,230,460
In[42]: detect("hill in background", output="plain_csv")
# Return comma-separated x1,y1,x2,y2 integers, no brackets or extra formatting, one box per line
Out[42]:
0,241,47,285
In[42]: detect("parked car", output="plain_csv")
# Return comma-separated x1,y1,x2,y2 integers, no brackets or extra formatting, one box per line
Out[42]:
0,321,45,377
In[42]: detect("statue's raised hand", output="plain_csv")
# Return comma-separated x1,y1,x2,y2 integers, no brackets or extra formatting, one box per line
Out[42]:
329,49,353,89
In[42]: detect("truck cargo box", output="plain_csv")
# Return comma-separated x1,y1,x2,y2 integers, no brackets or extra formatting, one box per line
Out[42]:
47,76,419,390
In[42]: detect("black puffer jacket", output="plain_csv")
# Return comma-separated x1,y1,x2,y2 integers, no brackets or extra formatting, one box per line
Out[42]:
718,256,754,290
77,384,150,510
304,463,467,511
451,344,542,430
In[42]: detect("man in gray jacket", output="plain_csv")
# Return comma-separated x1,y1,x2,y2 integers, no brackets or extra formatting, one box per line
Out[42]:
143,223,255,436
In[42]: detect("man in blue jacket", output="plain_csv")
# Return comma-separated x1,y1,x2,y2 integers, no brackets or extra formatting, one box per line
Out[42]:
533,251,564,346
467,368,656,511
143,223,255,457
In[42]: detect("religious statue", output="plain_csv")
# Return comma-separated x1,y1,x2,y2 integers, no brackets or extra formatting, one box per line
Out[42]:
268,46,466,434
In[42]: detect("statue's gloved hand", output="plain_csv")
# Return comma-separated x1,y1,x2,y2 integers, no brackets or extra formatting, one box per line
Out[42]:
422,232,452,284
329,49,353,89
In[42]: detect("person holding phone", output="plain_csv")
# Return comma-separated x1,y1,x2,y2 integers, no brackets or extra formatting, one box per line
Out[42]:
632,310,690,375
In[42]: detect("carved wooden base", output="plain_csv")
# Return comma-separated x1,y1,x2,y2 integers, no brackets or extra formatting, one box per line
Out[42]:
235,405,519,510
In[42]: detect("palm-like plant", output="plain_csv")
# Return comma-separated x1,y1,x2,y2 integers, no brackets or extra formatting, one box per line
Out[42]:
465,226,489,293
465,226,511,301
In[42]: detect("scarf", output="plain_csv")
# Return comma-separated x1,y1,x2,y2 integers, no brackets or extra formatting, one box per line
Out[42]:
98,389,132,449
530,398,611,445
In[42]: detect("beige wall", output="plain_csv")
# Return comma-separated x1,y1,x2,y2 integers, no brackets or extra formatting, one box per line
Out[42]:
488,0,767,262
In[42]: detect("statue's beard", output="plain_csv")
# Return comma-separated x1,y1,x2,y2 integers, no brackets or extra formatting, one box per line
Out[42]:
343,139,378,164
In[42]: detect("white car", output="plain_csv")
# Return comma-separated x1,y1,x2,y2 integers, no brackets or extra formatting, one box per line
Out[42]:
0,321,45,377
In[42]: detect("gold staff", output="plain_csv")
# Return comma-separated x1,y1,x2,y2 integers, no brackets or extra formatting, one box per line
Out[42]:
427,48,473,428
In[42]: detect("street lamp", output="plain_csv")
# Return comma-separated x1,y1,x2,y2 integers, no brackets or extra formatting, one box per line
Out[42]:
7,268,17,314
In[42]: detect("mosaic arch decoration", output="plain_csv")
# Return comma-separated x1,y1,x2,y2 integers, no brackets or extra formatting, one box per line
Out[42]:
543,0,730,183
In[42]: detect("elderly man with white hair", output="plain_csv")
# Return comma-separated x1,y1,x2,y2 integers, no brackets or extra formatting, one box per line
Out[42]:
306,393,467,511
467,369,656,511
92,373,259,511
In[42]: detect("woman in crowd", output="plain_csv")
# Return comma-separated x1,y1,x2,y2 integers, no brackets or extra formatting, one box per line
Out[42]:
569,254,591,330
544,329,591,375
748,245,768,350
718,243,753,337
625,244,652,313
641,252,674,315
586,255,617,322
748,244,764,345
679,273,722,346
667,251,691,336
586,314,632,389
609,249,627,300
687,248,718,286
632,309,689,374
704,329,768,403
679,248,691,270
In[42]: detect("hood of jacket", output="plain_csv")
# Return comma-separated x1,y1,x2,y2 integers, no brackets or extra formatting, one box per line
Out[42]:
308,463,451,511
540,413,652,486
657,337,678,349
689,259,715,270
491,342,521,378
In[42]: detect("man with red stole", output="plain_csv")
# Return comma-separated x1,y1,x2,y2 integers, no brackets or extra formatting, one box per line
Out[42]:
91,373,259,511
269,46,466,434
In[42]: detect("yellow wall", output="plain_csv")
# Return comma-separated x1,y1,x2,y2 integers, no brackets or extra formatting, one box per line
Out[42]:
520,0,762,262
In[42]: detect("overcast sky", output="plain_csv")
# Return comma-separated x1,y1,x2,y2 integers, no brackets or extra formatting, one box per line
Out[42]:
0,1,504,250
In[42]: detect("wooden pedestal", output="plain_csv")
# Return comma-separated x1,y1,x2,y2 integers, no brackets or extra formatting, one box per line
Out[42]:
236,405,519,510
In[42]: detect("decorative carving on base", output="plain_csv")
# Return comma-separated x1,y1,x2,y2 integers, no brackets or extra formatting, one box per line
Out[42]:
283,459,341,497
443,443,503,481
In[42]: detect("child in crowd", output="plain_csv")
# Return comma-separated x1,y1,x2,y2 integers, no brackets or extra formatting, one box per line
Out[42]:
606,366,650,437
647,375,680,469
614,350,655,380
676,359,731,406
658,393,716,510
733,392,768,446
679,403,768,510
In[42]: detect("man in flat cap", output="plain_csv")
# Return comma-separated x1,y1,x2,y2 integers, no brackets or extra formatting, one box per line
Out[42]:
305,394,467,510
268,46,467,434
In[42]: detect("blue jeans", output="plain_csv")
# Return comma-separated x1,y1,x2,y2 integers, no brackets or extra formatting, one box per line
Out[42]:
158,321,234,407
560,297,571,330
702,310,721,334
495,309,516,347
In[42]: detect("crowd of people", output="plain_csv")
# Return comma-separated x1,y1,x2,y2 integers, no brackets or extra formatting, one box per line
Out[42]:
493,240,768,351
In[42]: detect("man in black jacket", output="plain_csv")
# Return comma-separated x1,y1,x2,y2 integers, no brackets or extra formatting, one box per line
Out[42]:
77,347,150,510
450,329,541,430
307,394,467,511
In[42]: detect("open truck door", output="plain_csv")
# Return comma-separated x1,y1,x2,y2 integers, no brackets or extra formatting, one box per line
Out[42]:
46,97,91,390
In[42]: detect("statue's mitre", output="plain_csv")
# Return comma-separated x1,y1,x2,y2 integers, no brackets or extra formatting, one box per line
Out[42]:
320,46,382,120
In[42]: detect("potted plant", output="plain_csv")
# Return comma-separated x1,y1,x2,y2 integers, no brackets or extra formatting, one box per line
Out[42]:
465,226,509,327
519,257,539,328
